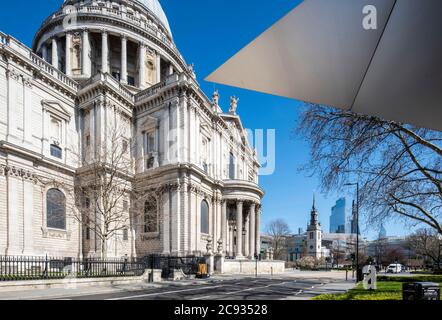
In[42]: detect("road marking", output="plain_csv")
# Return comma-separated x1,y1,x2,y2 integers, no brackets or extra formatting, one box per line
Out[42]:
107,285,225,300
191,281,293,300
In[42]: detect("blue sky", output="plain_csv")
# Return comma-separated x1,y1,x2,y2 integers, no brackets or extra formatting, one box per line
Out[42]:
0,0,415,239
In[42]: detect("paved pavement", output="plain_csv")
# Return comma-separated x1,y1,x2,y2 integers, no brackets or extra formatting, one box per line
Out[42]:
0,271,356,300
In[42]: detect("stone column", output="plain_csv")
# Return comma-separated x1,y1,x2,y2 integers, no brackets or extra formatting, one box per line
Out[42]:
138,42,146,89
235,201,243,259
41,44,48,63
221,200,227,253
255,206,261,258
51,37,58,68
244,212,249,258
23,180,34,255
156,53,161,83
101,31,109,74
6,176,20,255
121,36,128,84
82,29,91,77
249,203,256,259
65,33,72,76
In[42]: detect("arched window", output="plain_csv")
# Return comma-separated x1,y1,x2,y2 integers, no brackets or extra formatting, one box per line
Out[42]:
201,200,209,234
47,189,66,230
229,153,235,180
144,197,158,233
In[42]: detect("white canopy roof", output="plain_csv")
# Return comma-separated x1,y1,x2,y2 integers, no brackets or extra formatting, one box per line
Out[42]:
206,0,442,131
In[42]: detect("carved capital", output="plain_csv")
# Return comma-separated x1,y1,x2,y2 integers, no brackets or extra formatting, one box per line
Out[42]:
23,77,33,88
6,68,20,81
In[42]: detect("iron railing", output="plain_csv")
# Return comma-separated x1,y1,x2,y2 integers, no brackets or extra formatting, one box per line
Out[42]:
0,255,146,282
143,255,202,279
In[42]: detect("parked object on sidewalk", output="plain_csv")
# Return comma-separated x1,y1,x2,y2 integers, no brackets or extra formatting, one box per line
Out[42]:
196,264,209,279
403,282,440,300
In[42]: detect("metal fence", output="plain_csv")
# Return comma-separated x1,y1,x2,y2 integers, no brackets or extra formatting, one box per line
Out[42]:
0,255,146,281
143,255,203,279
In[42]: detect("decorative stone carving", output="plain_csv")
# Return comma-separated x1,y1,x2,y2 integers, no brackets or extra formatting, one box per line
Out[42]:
217,238,223,255
23,77,33,88
1,165,38,183
6,68,20,81
206,235,213,254
41,227,72,241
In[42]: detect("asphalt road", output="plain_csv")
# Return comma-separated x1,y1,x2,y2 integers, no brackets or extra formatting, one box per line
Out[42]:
56,276,350,300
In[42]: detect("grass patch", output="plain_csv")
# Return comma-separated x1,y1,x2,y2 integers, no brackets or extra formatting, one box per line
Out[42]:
377,275,442,283
314,276,442,300
314,282,403,300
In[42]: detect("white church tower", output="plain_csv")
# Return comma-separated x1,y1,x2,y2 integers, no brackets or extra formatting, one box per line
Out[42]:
307,196,322,259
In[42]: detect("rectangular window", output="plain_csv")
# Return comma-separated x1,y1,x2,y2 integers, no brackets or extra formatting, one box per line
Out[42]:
50,117,62,142
229,153,236,180
310,232,314,240
127,76,135,86
144,131,155,155
122,139,128,154
123,228,129,241
50,144,62,159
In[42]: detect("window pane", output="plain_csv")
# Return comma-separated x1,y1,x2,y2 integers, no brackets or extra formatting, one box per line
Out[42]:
201,200,209,234
47,189,66,230
229,153,235,180
50,144,62,159
144,198,158,233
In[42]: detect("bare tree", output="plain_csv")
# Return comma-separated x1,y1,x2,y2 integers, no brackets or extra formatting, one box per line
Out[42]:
68,121,159,259
373,237,389,267
297,104,442,235
385,247,406,265
71,123,134,259
330,240,346,267
265,219,291,260
408,229,442,271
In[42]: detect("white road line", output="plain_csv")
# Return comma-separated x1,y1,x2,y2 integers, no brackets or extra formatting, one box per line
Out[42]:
107,285,225,300
191,281,293,300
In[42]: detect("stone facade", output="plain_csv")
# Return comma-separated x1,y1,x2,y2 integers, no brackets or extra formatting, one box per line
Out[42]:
0,0,263,260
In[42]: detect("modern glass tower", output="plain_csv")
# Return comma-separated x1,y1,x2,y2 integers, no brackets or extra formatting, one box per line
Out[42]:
330,198,346,234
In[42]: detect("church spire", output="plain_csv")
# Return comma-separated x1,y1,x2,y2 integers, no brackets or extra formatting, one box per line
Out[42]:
309,194,319,226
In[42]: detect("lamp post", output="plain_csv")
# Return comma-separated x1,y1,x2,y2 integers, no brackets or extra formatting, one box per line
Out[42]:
345,182,360,283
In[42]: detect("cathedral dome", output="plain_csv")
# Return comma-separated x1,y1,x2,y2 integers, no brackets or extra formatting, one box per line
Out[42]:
134,0,171,35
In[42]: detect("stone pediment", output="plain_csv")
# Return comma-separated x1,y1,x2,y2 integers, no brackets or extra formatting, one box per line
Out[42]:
140,115,159,132
41,100,72,121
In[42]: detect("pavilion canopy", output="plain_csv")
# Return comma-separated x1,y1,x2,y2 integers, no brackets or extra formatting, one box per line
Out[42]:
206,0,442,131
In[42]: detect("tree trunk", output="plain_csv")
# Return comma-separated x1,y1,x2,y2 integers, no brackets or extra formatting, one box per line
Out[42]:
101,238,108,260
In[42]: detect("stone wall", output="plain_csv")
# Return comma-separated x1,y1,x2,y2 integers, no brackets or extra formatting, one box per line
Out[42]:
222,260,285,275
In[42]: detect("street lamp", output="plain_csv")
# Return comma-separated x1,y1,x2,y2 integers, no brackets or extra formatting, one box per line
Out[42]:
345,182,360,283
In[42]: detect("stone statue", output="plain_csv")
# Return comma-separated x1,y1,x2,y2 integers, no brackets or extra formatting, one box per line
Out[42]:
188,63,196,78
212,89,219,107
229,96,239,114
